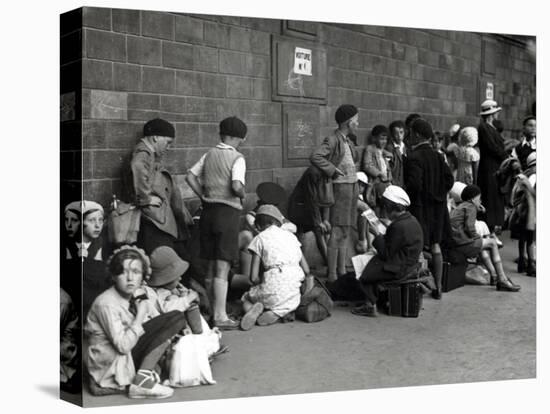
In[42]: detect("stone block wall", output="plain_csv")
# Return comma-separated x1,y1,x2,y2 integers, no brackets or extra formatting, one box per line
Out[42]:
60,7,536,211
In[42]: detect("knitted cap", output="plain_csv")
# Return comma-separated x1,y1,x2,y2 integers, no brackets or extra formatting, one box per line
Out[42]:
64,201,81,215
382,185,410,207
256,182,287,207
81,200,104,216
450,181,467,204
143,118,175,138
335,104,358,125
219,116,247,138
149,246,190,287
256,204,284,225
461,185,481,202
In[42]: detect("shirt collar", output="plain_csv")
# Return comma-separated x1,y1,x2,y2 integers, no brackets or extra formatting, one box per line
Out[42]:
216,142,237,151
520,136,536,149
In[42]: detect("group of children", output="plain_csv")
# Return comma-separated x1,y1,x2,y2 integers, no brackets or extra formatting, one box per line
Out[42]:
61,104,535,399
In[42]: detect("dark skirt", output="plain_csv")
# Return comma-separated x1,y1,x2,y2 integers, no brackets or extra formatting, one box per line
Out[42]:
131,311,188,369
453,238,483,258
330,182,358,226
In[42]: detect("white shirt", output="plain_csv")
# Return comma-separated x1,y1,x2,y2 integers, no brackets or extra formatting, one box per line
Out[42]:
511,136,536,159
393,141,405,155
188,142,246,184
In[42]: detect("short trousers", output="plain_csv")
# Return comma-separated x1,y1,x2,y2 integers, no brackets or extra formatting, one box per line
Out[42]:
199,202,241,262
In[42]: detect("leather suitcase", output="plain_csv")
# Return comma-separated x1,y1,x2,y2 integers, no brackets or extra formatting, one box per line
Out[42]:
378,281,423,317
442,261,467,293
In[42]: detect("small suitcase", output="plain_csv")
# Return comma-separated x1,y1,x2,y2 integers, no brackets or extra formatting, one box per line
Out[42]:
442,261,467,293
378,281,423,317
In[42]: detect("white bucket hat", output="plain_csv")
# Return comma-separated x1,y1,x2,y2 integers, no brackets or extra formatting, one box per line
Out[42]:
382,185,410,207
479,99,502,116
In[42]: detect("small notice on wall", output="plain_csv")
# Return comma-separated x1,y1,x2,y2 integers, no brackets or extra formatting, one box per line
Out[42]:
294,47,312,76
486,82,494,100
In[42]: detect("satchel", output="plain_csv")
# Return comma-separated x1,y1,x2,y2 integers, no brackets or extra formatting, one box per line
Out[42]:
296,277,334,323
107,202,142,245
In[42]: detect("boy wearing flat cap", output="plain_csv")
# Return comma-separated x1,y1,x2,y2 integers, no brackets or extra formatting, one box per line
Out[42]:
404,118,454,299
310,104,359,282
131,118,192,255
352,186,423,317
186,116,248,330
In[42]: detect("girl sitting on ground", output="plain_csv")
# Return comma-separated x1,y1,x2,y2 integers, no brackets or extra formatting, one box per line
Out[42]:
85,246,187,399
144,246,204,333
240,205,311,330
449,185,520,291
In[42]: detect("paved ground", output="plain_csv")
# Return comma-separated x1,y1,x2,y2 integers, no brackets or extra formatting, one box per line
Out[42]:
79,232,536,407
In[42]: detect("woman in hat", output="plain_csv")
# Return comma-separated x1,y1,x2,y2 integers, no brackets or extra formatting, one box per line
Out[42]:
85,246,185,399
352,186,424,317
477,100,508,241
310,104,360,282
510,152,536,276
450,185,520,291
239,205,310,330
131,118,193,256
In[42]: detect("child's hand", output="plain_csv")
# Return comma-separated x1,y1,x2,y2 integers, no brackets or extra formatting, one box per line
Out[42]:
322,220,332,234
186,290,200,304
136,299,153,318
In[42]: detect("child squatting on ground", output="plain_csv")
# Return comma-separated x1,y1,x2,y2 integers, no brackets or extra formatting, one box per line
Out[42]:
85,246,188,400
240,204,312,330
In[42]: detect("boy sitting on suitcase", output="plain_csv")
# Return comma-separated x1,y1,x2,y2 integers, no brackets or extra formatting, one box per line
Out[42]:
351,186,423,317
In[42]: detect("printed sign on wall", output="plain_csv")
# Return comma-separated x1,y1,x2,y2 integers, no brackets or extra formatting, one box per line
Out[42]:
294,47,312,76
486,82,494,100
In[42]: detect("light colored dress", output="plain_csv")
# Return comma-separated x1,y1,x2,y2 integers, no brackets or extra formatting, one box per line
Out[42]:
84,286,158,390
454,146,480,185
244,225,305,317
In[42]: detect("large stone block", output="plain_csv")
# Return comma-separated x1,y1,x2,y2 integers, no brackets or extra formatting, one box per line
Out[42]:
82,7,111,30
142,67,175,94
251,31,270,55
127,36,162,66
244,169,276,194
198,123,220,147
175,14,204,43
229,26,252,52
83,119,107,149
113,63,142,92
204,21,230,48
193,46,219,72
127,109,161,121
173,123,200,148
89,90,128,120
127,93,160,111
240,17,281,34
253,78,270,100
266,102,282,124
85,29,126,62
142,10,174,40
392,42,406,60
61,8,82,36
83,179,113,207
201,73,227,98
112,8,140,34
92,149,128,179
226,76,253,99
175,71,201,96
61,30,82,65
162,41,194,70
105,121,142,148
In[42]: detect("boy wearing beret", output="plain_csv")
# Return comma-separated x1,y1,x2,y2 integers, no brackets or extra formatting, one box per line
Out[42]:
186,116,248,330
404,118,454,299
131,118,192,255
310,104,359,282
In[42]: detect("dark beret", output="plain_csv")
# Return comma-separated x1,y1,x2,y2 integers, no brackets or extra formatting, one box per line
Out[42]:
461,185,481,202
219,116,247,139
143,118,175,138
411,118,434,140
335,104,358,125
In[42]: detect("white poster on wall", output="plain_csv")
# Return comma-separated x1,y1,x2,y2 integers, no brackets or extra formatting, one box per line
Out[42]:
486,82,494,99
294,47,312,76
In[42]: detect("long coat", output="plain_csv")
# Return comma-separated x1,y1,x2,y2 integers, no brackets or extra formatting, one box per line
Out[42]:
404,142,454,246
131,140,190,241
477,121,507,230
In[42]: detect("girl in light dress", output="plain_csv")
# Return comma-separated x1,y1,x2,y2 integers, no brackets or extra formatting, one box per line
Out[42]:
239,205,311,330
454,126,480,185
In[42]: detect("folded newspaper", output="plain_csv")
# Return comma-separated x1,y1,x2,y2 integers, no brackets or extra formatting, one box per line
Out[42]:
361,206,386,235
351,251,377,280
